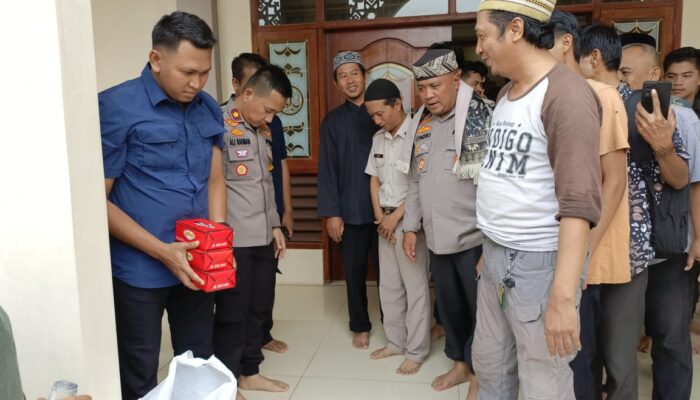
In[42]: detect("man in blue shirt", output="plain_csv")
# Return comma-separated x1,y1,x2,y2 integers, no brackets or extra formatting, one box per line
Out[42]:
99,12,226,400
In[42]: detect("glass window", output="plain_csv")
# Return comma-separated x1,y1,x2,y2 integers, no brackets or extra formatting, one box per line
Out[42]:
258,0,315,26
366,63,416,114
268,41,312,157
325,0,448,21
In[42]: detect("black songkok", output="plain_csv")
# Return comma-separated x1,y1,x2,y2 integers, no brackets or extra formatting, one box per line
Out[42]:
364,78,401,102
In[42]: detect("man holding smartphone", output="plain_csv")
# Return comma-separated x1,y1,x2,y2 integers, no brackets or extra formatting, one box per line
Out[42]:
619,41,695,399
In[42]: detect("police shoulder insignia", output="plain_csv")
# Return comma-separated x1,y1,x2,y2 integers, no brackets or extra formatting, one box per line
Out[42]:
231,128,245,136
417,125,431,134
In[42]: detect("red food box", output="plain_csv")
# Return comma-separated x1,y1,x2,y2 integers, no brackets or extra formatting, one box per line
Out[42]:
187,248,234,271
193,267,237,292
176,219,233,251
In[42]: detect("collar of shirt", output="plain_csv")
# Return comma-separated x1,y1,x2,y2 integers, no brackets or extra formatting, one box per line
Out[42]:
379,114,411,140
140,63,203,107
223,96,259,133
435,107,456,124
344,100,365,112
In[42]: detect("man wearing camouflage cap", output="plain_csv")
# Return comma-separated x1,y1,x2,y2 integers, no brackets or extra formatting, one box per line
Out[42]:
473,0,602,398
400,46,492,397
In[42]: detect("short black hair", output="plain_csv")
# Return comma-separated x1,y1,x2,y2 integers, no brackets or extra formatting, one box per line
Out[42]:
428,41,467,70
152,11,216,51
663,47,700,74
231,53,267,81
333,63,366,82
549,10,581,62
243,64,293,99
579,24,621,72
488,10,555,50
464,60,488,78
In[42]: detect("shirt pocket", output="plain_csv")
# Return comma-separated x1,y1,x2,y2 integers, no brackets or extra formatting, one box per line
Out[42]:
226,147,256,180
444,148,457,170
136,130,179,170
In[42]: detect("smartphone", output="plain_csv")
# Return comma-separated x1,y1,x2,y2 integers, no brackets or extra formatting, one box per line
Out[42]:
641,80,672,119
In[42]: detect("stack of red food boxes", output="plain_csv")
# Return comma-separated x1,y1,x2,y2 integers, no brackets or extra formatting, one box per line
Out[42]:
175,219,235,292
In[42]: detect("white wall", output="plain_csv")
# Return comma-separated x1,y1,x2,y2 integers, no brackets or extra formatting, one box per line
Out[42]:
0,0,119,398
682,0,700,48
92,0,177,91
217,0,253,101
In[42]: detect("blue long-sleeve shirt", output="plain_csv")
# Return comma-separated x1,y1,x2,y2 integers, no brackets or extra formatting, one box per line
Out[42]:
100,64,225,288
317,101,378,225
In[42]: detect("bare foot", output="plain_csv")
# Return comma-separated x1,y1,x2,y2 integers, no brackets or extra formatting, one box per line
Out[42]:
465,374,479,400
638,336,652,353
430,324,445,343
239,374,289,392
263,338,289,353
432,361,470,391
692,320,700,335
235,392,247,400
397,358,422,375
370,346,399,360
352,332,370,349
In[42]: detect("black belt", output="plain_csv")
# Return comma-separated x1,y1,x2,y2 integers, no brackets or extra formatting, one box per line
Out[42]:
381,207,396,215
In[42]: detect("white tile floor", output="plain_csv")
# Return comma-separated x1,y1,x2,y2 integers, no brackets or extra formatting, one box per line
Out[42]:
158,284,700,400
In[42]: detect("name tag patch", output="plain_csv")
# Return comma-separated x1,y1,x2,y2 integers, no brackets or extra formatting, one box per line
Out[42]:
415,131,432,141
229,138,251,146
374,153,384,158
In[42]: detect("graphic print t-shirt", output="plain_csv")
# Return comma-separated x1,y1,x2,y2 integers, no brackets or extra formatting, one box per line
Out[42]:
476,64,602,252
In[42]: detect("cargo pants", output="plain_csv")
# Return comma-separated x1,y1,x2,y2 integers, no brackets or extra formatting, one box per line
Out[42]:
473,238,582,400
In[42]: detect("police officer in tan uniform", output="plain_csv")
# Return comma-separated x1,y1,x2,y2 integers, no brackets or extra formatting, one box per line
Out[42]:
400,48,491,397
364,79,431,375
213,64,291,400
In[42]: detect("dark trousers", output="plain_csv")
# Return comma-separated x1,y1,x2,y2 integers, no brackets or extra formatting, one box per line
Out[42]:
262,256,279,345
572,271,649,400
339,223,379,333
214,244,276,377
112,277,214,400
570,284,602,400
430,246,481,369
600,271,648,400
646,256,693,400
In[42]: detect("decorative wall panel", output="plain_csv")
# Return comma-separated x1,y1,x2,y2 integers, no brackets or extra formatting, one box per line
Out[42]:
269,41,311,157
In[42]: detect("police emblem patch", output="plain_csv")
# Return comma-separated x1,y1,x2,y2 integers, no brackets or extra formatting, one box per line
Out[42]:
231,128,244,136
418,158,426,172
235,149,249,158
235,164,248,176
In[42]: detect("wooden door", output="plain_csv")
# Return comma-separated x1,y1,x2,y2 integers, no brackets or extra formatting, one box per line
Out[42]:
322,26,451,281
